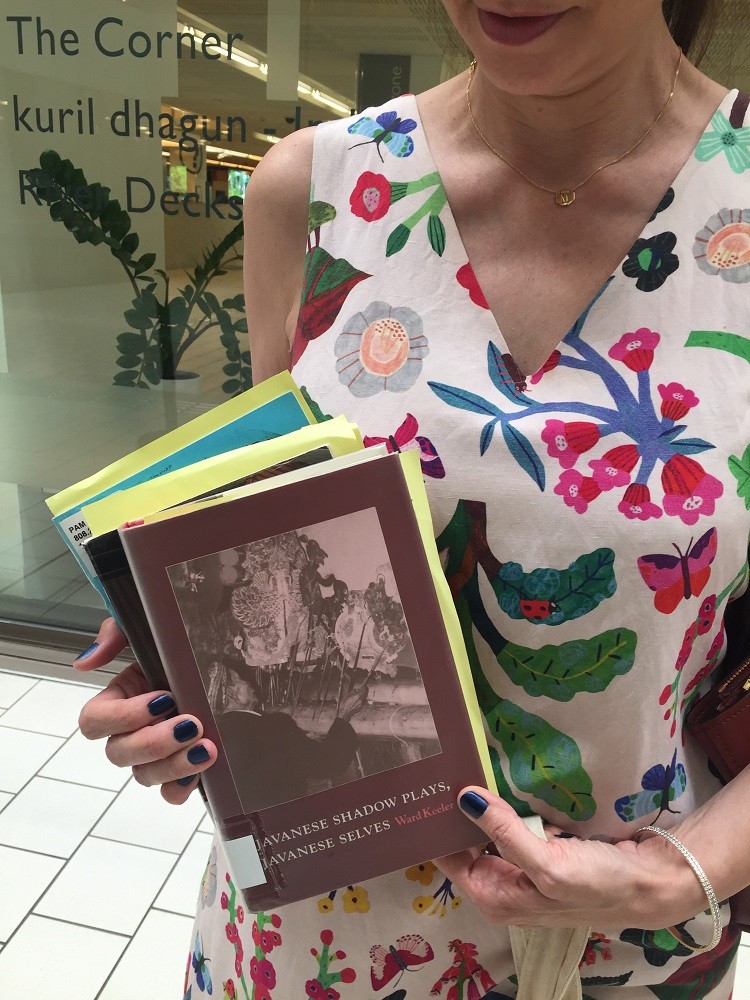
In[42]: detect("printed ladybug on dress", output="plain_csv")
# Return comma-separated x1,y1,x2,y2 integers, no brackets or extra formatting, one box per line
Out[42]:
519,598,557,622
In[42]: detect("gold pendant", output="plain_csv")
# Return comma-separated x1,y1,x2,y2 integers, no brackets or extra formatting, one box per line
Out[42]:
555,189,575,207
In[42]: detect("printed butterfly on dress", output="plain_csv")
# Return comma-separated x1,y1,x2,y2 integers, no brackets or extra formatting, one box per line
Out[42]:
614,749,687,823
363,414,445,479
370,933,434,990
637,528,717,614
191,931,213,995
348,111,417,161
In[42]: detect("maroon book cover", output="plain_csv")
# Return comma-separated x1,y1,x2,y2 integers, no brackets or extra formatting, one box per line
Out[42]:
120,452,489,909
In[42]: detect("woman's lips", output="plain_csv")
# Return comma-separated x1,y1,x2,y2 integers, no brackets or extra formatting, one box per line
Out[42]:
476,8,567,46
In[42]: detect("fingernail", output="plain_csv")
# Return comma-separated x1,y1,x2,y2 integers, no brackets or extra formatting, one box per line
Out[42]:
148,694,176,717
75,642,99,662
173,720,199,743
459,791,488,818
554,832,579,840
187,744,210,765
165,707,179,720
177,774,197,787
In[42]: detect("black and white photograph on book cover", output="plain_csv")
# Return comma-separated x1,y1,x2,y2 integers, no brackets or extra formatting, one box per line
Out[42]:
167,506,441,813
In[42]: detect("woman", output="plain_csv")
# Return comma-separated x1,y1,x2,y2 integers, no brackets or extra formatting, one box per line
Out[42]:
77,1,750,996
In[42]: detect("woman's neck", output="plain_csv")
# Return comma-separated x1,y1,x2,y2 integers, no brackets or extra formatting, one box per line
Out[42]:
466,28,684,184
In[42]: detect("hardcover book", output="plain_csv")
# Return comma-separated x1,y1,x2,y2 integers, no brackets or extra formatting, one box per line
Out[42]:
120,449,495,908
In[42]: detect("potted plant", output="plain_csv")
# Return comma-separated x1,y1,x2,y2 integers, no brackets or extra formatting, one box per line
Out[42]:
24,150,251,395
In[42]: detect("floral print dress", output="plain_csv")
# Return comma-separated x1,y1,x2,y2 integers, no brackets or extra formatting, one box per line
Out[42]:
184,90,750,1000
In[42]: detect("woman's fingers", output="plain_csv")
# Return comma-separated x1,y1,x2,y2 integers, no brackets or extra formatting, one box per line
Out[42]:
73,617,130,671
130,736,218,788
78,662,174,739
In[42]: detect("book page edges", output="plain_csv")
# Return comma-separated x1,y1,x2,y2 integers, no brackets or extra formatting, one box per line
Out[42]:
398,451,497,794
83,417,361,537
139,445,389,525
46,372,311,517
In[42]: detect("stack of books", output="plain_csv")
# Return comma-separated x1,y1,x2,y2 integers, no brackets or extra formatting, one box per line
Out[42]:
48,373,494,908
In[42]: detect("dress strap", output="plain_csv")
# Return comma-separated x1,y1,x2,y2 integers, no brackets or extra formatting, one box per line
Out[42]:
729,92,750,128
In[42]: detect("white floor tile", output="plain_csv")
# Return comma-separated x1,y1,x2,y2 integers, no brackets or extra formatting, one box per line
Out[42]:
0,673,37,709
98,908,194,1000
40,730,130,792
0,915,127,1000
35,836,176,935
198,809,214,834
0,791,11,813
154,831,213,917
93,777,205,854
0,726,65,793
0,777,114,857
0,845,63,941
0,679,93,737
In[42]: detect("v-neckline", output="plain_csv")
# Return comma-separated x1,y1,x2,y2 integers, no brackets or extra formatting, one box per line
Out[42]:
407,87,737,382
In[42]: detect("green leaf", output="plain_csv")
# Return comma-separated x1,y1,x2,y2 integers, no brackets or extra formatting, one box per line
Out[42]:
670,437,714,455
488,747,534,817
223,363,240,376
497,628,637,702
133,252,156,276
487,698,596,820
300,385,332,422
121,232,139,255
144,364,161,386
386,223,411,257
109,211,132,241
308,200,337,233
427,213,446,256
57,158,75,185
729,444,750,509
686,329,750,365
389,181,409,203
492,547,617,624
123,309,151,331
116,355,141,369
501,422,545,490
222,378,241,394
89,228,105,246
99,199,122,232
49,202,66,222
39,149,62,176
113,370,138,386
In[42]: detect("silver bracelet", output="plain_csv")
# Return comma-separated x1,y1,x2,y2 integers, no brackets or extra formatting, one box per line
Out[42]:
634,825,723,954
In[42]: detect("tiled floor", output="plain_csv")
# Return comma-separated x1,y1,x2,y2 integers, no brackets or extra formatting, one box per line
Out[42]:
0,665,211,1000
1,662,750,998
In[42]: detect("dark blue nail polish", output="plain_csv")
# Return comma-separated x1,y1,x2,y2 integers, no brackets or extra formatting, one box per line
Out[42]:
177,774,197,787
148,694,176,717
165,707,179,720
74,642,99,662
554,831,579,840
187,744,210,765
173,720,199,743
459,791,488,818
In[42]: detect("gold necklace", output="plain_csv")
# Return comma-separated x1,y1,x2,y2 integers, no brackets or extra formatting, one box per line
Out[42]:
466,49,683,207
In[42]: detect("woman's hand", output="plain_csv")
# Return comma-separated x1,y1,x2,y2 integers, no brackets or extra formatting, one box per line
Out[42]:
434,786,707,931
76,618,218,804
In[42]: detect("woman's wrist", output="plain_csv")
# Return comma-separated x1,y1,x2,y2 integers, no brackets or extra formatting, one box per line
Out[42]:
633,828,715,928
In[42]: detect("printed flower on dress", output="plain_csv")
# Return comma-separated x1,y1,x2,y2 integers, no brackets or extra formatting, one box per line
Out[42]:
430,939,496,999
661,454,724,526
405,860,438,885
456,262,490,309
529,349,562,385
342,885,370,913
658,382,699,420
622,233,679,291
608,328,660,371
308,929,356,999
695,106,750,174
579,932,613,967
335,301,429,397
553,470,602,515
693,208,750,283
617,483,663,521
541,420,602,469
349,171,392,222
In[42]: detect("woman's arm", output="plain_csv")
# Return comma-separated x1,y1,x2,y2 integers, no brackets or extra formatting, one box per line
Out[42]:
242,127,315,383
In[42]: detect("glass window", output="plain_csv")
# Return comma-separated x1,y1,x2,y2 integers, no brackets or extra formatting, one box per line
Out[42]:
0,1,743,637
